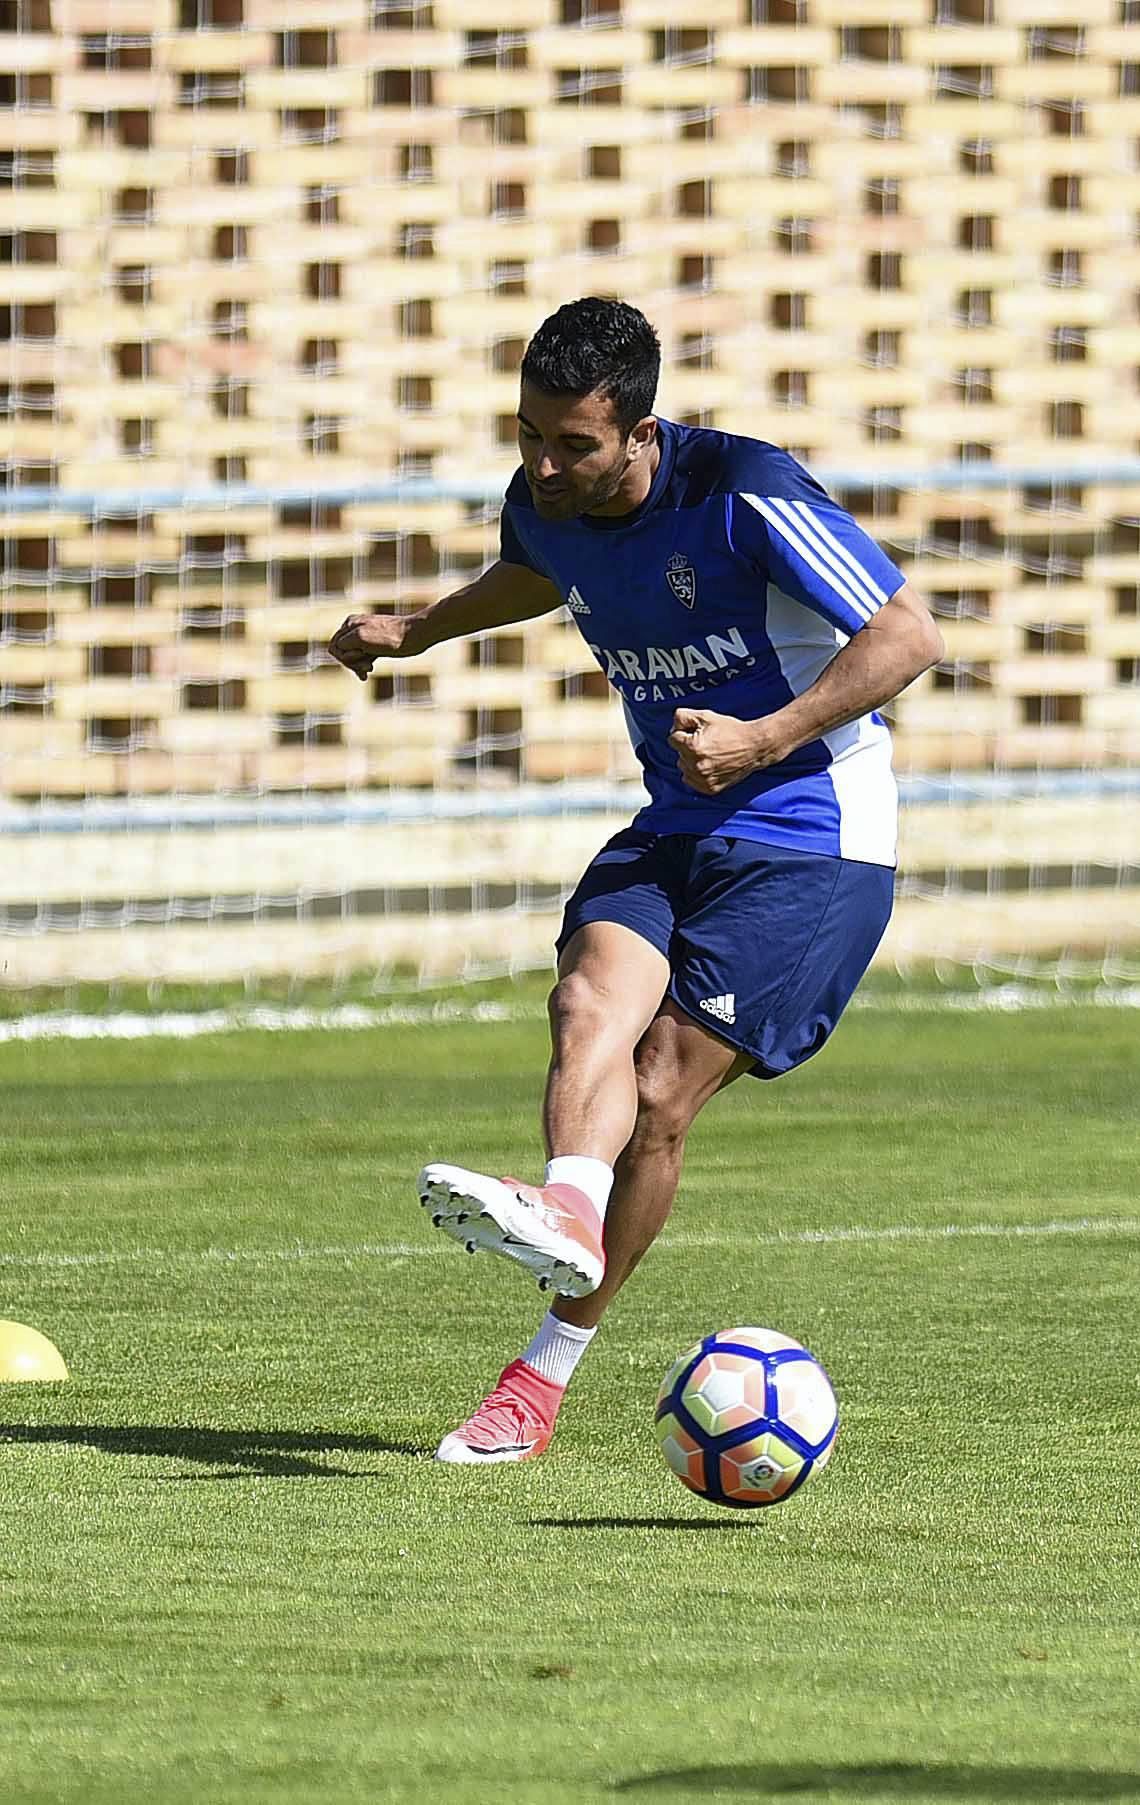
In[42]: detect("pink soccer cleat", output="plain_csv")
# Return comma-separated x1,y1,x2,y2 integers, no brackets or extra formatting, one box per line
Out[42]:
435,1359,565,1464
418,1161,605,1297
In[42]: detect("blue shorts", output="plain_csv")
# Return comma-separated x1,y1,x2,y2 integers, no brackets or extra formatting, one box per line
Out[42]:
556,829,894,1080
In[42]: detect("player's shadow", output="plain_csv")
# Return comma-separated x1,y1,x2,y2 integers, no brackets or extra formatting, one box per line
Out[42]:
614,1763,1140,1800
530,1516,755,1532
0,1421,430,1478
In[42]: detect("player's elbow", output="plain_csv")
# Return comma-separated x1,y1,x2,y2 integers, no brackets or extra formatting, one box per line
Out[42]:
896,618,944,695
914,610,945,672
887,584,944,677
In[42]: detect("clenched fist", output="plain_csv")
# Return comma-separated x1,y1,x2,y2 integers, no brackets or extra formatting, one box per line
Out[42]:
667,706,789,795
327,611,423,682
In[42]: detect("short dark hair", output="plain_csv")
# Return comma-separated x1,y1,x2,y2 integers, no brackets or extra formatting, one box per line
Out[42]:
521,297,661,435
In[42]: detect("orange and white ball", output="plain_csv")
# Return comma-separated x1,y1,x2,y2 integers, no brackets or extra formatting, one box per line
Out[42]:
655,1326,837,1509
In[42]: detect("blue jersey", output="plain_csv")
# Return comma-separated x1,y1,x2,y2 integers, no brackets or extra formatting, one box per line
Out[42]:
500,417,906,867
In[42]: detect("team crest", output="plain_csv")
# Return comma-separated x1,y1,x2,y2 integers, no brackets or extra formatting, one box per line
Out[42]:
665,552,696,609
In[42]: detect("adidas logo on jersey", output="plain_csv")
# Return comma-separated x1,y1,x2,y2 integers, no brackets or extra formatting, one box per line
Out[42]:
699,993,736,1025
566,585,591,615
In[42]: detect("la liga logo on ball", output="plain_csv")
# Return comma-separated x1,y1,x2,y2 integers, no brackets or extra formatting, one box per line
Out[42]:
655,1326,837,1509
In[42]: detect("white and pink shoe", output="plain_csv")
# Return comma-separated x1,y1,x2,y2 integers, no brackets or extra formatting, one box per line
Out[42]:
418,1162,605,1298
435,1359,565,1464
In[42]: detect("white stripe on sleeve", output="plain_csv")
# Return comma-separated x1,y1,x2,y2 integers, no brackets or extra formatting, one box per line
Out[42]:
771,498,881,619
740,493,874,625
792,501,891,607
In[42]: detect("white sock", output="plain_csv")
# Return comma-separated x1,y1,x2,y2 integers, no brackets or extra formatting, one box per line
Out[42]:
520,1311,597,1388
545,1155,614,1218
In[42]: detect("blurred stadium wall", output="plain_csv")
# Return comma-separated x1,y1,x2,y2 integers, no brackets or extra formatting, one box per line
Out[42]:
0,0,1137,992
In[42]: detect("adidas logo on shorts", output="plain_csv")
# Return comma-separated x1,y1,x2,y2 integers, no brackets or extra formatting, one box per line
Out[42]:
699,992,736,1025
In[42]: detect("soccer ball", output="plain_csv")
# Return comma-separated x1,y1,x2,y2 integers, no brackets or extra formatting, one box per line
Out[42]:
655,1326,838,1509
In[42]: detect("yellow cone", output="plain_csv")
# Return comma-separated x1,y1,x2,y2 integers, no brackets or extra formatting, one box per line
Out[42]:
0,1321,68,1382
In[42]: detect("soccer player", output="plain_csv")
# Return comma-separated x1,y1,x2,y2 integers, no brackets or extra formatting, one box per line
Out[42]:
328,298,943,1464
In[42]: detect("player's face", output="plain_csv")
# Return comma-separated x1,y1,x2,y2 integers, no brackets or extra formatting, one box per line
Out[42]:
517,383,656,520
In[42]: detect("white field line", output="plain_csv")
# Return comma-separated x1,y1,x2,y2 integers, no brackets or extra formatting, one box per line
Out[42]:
1,1215,1137,1273
0,999,532,1043
1,984,1139,1043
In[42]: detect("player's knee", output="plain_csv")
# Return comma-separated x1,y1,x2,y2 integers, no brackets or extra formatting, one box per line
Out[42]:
632,1039,692,1149
547,968,610,1043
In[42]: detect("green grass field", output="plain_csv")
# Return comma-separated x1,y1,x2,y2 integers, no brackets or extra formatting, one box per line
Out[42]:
1,991,1138,1804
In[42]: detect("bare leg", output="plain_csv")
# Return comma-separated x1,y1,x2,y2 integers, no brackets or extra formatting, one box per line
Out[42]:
431,999,753,1460
418,923,668,1306
553,1000,753,1331
542,922,671,1165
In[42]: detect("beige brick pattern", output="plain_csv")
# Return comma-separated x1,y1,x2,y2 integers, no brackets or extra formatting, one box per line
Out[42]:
1,0,1139,810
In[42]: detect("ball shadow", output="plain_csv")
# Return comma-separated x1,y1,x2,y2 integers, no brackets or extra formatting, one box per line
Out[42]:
614,1763,1140,1800
529,1516,756,1532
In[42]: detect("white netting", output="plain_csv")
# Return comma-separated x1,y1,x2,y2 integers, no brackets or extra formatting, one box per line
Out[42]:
0,0,1138,998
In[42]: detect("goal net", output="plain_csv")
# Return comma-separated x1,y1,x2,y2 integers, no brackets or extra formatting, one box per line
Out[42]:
1,0,1138,1004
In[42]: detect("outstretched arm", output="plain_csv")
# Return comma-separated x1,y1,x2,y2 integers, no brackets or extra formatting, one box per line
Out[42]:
328,558,562,681
669,582,944,796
